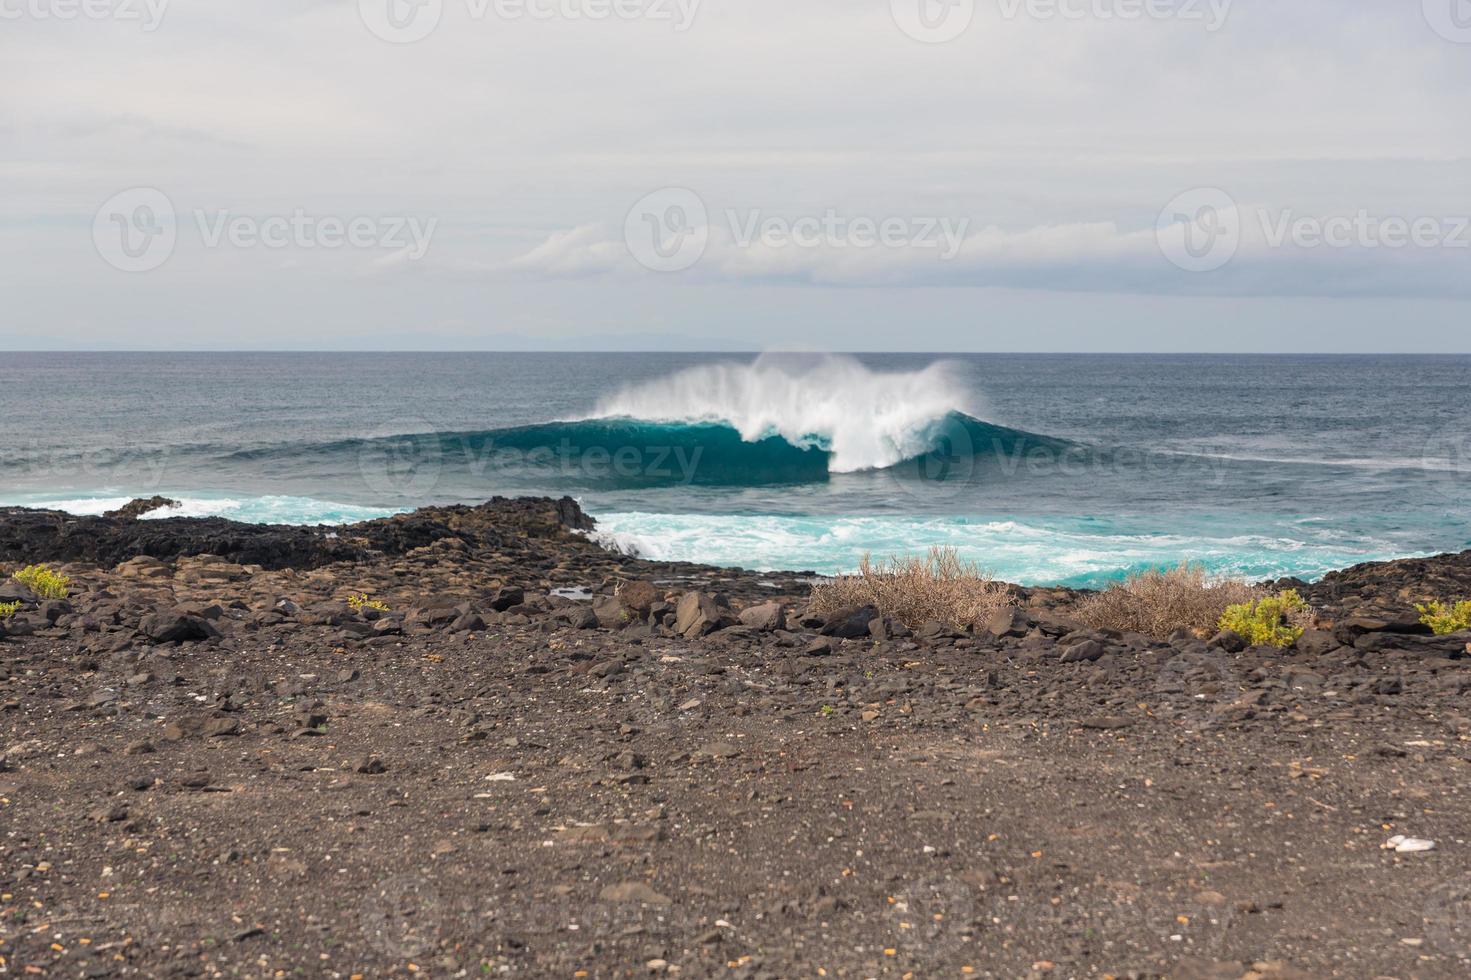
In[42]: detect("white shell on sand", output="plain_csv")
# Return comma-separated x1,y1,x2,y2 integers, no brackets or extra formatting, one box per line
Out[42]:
1384,835,1436,854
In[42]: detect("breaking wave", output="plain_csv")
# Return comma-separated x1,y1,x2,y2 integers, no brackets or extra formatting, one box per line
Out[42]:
587,352,981,473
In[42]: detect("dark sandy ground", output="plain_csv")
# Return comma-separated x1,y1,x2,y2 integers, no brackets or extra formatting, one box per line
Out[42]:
4,498,1471,978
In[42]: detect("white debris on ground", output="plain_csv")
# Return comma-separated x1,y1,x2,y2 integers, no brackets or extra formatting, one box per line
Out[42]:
1383,835,1436,854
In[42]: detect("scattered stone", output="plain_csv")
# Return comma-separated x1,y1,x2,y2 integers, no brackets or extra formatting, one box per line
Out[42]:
1208,629,1247,653
675,592,723,638
820,605,878,640
1079,715,1134,730
451,611,487,633
599,882,672,905
1059,639,1106,663
917,620,964,642
987,605,1033,639
695,741,742,760
555,605,599,630
739,601,786,632
616,580,660,617
202,716,242,737
804,637,836,656
139,610,219,644
489,586,525,612
592,594,632,629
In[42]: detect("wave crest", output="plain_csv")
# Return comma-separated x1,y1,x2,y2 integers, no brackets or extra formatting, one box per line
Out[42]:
588,353,977,473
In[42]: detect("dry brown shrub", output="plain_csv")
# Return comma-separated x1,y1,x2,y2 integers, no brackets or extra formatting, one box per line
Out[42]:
1076,563,1263,638
810,547,1014,629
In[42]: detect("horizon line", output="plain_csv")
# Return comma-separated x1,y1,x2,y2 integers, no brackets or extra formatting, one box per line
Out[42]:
5,350,1471,357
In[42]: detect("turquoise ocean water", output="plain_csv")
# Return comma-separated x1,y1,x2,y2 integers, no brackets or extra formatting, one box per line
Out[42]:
2,352,1468,588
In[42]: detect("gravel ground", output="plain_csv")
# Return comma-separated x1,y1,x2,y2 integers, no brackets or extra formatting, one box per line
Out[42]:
3,499,1471,978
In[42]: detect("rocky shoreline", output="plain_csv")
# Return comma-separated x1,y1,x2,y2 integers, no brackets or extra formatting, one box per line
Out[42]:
4,498,1471,978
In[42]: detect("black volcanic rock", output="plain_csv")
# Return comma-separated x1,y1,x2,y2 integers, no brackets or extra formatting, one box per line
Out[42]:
1291,549,1471,610
103,496,181,520
0,496,594,571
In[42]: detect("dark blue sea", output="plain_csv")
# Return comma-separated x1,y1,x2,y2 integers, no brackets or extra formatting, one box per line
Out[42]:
2,352,1468,588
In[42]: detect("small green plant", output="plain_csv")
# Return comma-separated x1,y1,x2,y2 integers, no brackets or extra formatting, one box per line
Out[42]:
819,704,836,717
11,564,70,600
1218,590,1309,649
1417,600,1471,636
0,600,20,619
346,593,390,614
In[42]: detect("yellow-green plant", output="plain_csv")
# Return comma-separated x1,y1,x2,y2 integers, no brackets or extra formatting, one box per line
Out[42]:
347,593,390,614
1417,600,1471,636
0,600,20,619
1218,589,1309,649
11,564,70,600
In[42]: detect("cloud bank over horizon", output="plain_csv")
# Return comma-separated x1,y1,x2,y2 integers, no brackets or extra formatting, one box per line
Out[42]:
3,0,1469,350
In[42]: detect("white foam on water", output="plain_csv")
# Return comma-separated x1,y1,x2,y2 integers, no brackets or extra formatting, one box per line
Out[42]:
0,493,400,526
587,353,978,473
587,511,1410,588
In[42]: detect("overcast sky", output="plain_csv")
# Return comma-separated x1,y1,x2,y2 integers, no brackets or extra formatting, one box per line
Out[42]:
3,0,1470,351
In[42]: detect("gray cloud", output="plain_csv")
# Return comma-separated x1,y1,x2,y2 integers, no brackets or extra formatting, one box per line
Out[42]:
2,0,1469,348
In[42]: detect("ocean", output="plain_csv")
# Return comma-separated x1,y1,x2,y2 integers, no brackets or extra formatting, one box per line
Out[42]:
2,351,1467,589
